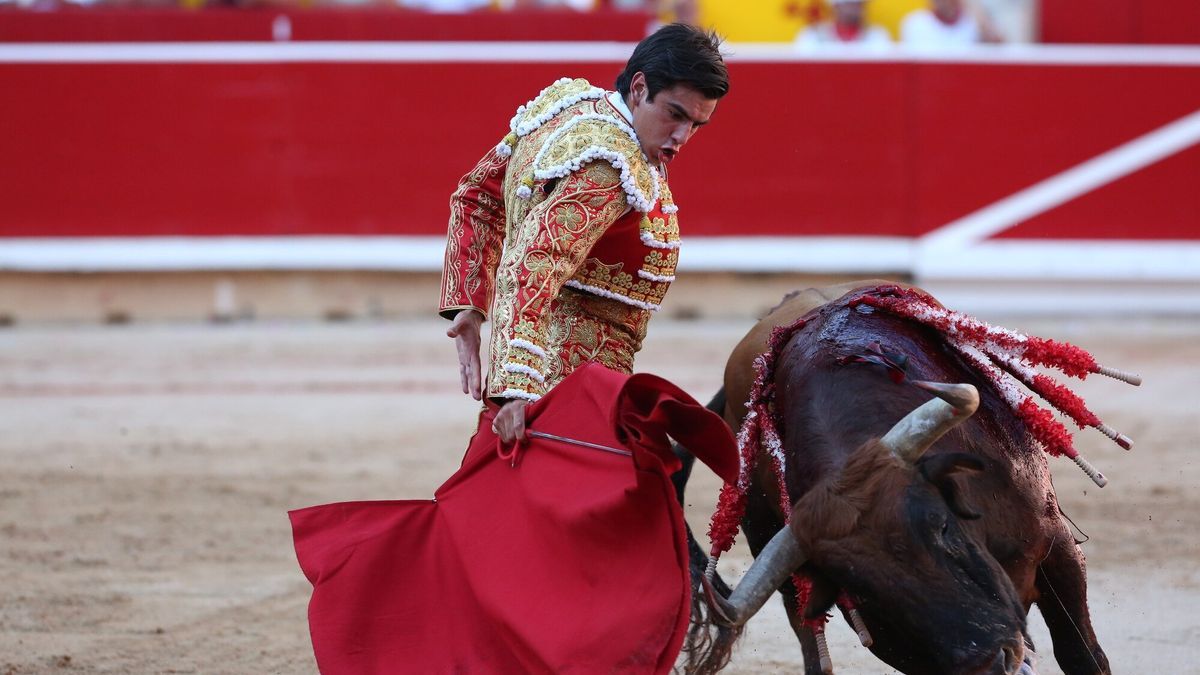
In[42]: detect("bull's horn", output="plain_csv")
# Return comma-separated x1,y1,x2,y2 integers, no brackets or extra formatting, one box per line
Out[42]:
881,381,980,464
704,526,806,626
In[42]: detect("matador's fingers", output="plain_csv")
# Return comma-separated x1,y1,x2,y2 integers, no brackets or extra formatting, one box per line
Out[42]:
468,349,482,400
493,400,528,443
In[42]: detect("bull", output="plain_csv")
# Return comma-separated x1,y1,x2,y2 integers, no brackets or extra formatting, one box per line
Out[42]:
677,281,1122,675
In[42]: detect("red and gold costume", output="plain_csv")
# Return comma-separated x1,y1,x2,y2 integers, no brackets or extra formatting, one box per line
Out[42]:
440,78,681,401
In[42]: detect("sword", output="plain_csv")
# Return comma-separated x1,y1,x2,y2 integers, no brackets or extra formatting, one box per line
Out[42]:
526,430,632,457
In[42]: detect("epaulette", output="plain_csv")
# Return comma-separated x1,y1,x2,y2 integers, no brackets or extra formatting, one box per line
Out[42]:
531,113,660,212
494,78,605,159
512,78,606,137
495,77,660,213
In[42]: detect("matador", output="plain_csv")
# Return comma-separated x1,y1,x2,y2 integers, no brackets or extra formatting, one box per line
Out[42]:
439,24,729,442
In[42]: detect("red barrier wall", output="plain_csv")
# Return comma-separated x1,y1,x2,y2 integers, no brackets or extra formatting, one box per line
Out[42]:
6,3,1200,46
4,46,1197,245
0,8,654,43
1041,0,1200,45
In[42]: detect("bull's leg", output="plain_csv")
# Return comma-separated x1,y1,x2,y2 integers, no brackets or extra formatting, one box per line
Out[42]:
670,441,696,505
1035,536,1111,674
778,580,827,675
740,484,825,674
671,387,724,506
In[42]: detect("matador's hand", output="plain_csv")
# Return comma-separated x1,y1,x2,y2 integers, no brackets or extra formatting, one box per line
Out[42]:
446,309,484,400
492,399,529,444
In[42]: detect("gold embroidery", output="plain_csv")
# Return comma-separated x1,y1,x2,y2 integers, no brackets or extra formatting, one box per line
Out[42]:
642,249,679,278
640,215,679,241
442,147,507,316
511,78,598,133
658,179,676,207
572,259,671,308
535,118,656,208
475,78,678,400
553,290,638,376
554,204,585,230
502,111,576,235
488,155,630,399
636,176,679,247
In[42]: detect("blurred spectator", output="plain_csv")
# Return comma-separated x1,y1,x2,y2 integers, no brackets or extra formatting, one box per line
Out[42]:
900,0,1003,47
665,0,697,25
0,0,685,13
496,0,693,21
794,0,891,48
0,0,98,8
401,0,491,11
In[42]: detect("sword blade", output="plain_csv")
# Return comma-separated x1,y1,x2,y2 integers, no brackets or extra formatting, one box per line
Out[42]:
526,430,632,457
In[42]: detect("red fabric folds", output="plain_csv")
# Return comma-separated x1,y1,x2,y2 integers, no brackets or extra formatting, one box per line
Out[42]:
289,364,737,674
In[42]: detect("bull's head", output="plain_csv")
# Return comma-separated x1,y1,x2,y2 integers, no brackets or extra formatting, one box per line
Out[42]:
705,382,1030,674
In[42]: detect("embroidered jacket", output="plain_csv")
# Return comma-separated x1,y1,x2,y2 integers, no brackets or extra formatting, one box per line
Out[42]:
439,78,681,401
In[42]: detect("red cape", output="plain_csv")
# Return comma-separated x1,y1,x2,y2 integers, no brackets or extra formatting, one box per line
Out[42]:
289,364,738,674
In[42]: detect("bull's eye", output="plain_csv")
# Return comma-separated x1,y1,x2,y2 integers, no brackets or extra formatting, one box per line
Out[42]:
926,512,949,537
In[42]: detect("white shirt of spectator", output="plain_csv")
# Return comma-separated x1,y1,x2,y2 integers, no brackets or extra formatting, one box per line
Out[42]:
795,22,892,49
900,9,981,47
399,0,491,11
493,0,596,9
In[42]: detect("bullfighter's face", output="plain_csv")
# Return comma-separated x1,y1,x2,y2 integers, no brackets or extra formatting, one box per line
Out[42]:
625,72,717,169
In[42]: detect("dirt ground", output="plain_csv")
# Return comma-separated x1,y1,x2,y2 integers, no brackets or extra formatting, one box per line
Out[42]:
1,312,1197,674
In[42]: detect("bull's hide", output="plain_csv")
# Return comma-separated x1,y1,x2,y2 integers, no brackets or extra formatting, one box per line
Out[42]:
289,364,738,675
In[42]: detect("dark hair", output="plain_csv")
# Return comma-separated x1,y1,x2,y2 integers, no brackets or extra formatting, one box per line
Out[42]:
615,23,729,101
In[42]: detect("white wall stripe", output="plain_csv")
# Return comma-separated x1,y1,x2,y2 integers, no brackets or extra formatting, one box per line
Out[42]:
3,235,1199,314
0,236,450,271
0,42,636,64
3,42,1200,66
725,43,1200,66
921,280,1200,316
916,240,1200,281
0,235,915,273
679,236,912,273
918,108,1200,255
7,236,1196,279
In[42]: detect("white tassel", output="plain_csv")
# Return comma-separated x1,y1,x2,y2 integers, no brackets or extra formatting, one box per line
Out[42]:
508,338,548,361
502,362,546,384
563,280,661,311
637,269,675,283
510,81,606,137
640,230,681,250
532,113,660,212
498,388,541,402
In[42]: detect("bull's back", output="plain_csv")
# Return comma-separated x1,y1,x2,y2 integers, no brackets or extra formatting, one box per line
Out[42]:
721,279,917,427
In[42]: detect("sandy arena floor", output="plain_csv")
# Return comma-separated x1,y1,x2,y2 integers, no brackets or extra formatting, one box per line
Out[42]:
1,314,1197,673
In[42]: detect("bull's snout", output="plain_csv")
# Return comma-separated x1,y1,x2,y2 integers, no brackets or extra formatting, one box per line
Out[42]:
985,636,1032,675
958,633,1029,675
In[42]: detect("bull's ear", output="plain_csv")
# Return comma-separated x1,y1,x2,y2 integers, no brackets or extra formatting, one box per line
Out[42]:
917,453,985,520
